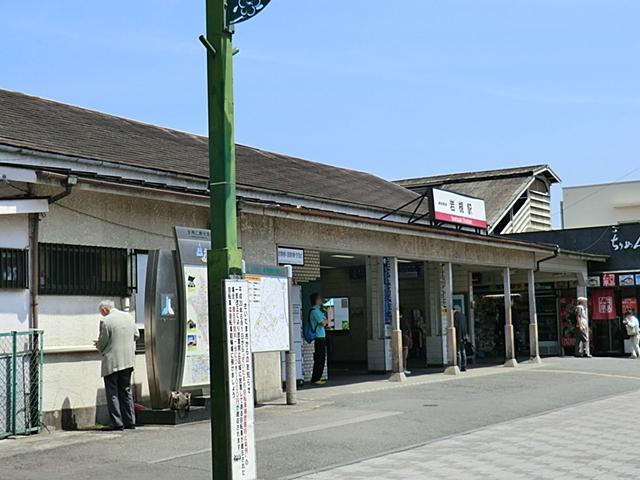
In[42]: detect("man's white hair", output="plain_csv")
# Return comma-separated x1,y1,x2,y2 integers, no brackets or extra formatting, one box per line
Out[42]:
99,299,116,311
577,297,588,303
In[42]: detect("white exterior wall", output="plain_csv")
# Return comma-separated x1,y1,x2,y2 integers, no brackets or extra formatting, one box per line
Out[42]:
0,214,30,331
563,181,640,228
35,187,209,421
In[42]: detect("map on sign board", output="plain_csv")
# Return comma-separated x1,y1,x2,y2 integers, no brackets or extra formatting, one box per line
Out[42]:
246,274,290,353
182,265,210,387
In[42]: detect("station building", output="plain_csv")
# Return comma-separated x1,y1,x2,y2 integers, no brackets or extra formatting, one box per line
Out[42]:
0,89,603,428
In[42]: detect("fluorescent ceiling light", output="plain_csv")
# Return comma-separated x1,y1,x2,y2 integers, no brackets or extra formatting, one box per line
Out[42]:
482,293,521,299
398,259,414,264
330,254,355,259
320,265,336,270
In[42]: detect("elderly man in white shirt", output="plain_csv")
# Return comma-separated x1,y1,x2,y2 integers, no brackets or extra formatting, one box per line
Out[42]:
623,311,640,359
95,300,140,431
575,297,592,358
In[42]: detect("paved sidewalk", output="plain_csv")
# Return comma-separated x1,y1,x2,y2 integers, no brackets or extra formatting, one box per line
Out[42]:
298,388,637,480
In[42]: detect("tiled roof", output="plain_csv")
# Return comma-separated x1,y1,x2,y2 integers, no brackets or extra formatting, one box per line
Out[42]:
0,89,421,214
395,165,560,227
395,165,560,188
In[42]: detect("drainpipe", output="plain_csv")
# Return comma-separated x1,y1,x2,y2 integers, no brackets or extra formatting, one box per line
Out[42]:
535,245,560,272
29,212,40,329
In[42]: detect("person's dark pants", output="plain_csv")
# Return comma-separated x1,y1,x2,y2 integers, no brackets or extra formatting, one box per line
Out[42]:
311,337,327,383
457,341,467,371
104,367,135,428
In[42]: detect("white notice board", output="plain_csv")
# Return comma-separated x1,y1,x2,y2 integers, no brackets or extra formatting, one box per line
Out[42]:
246,274,291,353
225,280,257,480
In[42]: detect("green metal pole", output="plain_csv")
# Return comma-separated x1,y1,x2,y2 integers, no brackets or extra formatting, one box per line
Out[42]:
11,331,17,435
204,1,243,479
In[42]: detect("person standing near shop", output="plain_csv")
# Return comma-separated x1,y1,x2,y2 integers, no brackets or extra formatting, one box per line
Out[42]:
575,297,592,358
623,311,640,359
309,293,328,385
95,300,140,431
454,305,468,372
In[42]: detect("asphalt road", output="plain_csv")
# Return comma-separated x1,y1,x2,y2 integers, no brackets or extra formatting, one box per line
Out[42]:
2,357,640,479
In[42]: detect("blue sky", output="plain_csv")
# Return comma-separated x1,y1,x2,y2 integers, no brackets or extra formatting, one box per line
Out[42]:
2,1,639,225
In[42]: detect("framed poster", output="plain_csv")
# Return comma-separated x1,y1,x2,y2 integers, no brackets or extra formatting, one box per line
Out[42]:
587,276,601,288
453,294,466,315
602,273,616,287
619,274,636,287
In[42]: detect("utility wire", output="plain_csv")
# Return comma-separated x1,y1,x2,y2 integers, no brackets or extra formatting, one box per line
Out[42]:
53,203,175,240
553,166,640,219
5,180,174,240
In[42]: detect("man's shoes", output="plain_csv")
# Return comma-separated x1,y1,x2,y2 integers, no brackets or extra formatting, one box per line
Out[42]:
124,425,136,430
461,367,467,372
311,380,326,385
404,370,412,375
101,425,124,432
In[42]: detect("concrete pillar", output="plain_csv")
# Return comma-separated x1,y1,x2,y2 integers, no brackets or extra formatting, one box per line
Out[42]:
528,270,541,364
443,262,460,375
388,257,406,382
503,268,518,368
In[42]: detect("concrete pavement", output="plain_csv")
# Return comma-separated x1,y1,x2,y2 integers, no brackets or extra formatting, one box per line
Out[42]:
2,357,640,479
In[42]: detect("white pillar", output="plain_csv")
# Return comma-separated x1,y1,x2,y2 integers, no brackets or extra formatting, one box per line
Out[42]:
503,268,518,367
528,270,541,364
443,262,460,375
388,257,406,382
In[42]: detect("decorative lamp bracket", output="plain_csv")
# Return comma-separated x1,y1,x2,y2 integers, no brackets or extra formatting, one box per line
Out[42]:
226,0,271,26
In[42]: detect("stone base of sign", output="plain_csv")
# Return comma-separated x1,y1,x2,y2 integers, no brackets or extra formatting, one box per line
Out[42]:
529,355,542,364
443,365,461,376
504,358,519,368
136,405,210,426
388,372,407,383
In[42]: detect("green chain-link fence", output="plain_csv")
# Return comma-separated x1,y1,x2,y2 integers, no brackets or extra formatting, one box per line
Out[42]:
0,330,44,439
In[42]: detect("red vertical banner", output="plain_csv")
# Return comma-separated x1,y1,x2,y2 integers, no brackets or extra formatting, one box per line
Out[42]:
622,298,638,315
590,289,617,320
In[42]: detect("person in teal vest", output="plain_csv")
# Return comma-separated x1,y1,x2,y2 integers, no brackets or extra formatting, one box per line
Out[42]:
310,293,327,385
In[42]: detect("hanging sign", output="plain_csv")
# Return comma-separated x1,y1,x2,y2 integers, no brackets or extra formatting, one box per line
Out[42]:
590,288,617,320
225,280,257,480
277,247,304,266
623,298,638,315
428,188,487,229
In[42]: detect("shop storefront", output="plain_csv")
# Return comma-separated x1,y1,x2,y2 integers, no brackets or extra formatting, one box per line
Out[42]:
511,223,640,356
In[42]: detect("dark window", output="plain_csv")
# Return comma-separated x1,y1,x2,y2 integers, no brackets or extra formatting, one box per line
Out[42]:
0,248,29,289
39,243,135,296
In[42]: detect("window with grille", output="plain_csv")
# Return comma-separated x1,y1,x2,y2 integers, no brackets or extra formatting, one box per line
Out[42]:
0,248,29,289
39,243,135,296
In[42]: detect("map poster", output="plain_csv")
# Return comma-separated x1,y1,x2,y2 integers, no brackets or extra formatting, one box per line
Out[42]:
182,265,210,387
225,280,257,480
246,274,290,353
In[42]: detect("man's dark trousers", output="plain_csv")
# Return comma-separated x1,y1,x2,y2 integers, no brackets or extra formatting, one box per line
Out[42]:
104,367,135,428
311,337,326,382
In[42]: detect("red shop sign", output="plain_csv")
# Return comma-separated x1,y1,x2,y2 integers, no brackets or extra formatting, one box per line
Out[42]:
590,288,617,320
622,298,638,315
